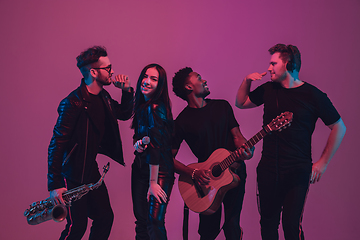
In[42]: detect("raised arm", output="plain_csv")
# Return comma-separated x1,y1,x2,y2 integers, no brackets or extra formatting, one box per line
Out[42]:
310,118,346,183
110,74,134,121
235,72,266,109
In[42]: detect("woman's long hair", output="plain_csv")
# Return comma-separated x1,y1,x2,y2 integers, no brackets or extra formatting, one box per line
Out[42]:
131,63,173,129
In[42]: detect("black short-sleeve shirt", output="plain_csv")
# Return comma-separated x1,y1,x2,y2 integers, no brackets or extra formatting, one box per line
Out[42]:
172,99,239,163
249,81,340,171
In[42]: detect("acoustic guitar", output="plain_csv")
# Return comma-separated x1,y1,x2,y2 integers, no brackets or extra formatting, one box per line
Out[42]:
178,111,293,215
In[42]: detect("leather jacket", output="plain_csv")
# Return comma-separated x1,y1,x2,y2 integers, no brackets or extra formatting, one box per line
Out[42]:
133,102,174,178
48,80,134,191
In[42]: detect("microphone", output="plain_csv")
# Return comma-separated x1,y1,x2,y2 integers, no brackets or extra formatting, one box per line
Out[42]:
141,136,150,148
112,75,129,87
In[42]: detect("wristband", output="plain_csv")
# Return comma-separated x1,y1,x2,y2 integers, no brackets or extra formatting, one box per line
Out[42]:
191,169,198,180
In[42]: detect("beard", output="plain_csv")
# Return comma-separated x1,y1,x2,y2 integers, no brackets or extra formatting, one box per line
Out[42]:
97,76,112,86
102,80,112,86
198,89,210,98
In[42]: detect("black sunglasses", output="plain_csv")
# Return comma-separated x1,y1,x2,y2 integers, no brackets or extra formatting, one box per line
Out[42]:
92,64,112,74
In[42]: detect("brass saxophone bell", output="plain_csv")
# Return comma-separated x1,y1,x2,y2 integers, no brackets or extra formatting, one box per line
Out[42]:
26,203,68,225
52,204,68,222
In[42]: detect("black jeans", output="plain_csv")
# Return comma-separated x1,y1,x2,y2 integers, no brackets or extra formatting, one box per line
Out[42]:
257,167,310,240
131,162,174,240
198,162,246,240
59,178,114,240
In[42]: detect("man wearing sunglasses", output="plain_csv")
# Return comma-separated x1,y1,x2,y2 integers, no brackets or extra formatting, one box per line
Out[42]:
48,46,134,240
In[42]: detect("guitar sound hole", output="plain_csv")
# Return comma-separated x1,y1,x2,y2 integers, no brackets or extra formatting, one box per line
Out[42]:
212,164,222,177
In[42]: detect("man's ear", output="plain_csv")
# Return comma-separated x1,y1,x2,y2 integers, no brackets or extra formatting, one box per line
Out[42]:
185,83,193,91
90,68,98,79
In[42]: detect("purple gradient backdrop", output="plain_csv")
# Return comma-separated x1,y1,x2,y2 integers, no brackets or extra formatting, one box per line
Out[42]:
1,0,359,239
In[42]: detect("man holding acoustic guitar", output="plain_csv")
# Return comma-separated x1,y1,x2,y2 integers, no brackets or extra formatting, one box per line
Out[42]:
171,67,254,240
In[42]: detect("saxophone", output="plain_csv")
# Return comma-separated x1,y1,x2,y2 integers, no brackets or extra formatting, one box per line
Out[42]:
24,162,110,225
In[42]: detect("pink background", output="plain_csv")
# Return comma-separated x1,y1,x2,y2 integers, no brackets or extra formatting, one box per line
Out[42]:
1,0,359,239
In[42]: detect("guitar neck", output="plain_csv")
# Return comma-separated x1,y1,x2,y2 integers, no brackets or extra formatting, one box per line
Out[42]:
218,125,271,171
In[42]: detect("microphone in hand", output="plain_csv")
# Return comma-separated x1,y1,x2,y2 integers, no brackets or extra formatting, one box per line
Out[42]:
141,136,150,147
134,136,150,153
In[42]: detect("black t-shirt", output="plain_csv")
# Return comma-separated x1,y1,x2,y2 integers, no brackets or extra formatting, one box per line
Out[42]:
85,93,107,180
172,99,239,163
89,92,106,141
249,81,340,171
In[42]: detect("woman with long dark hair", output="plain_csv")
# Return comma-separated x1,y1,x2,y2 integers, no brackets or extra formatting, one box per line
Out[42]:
131,63,174,240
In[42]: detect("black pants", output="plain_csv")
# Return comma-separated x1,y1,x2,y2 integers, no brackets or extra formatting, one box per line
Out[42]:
131,162,174,240
257,167,310,240
198,163,246,240
59,179,114,240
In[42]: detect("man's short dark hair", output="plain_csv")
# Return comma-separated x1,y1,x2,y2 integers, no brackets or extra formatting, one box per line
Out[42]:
172,67,193,101
76,46,108,78
268,44,301,72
